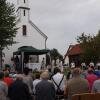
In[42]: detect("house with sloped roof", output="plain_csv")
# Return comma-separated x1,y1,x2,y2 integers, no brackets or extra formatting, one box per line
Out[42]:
64,44,84,66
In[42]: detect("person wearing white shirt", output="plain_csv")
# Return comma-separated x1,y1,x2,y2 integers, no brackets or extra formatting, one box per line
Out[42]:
92,79,100,93
51,67,66,91
81,62,86,70
70,62,75,68
96,61,100,70
89,61,94,67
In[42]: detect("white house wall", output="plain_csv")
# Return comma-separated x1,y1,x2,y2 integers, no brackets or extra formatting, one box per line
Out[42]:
4,21,46,64
20,9,30,23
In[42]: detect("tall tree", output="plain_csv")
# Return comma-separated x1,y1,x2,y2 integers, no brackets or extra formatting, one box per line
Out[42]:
0,0,17,67
93,31,100,61
50,48,63,65
77,31,100,64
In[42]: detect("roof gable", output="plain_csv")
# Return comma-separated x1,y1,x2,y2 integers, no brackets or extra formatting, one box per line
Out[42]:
29,20,48,40
66,44,84,56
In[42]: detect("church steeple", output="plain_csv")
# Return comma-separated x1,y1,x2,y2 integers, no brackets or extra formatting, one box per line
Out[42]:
16,0,30,22
17,0,29,9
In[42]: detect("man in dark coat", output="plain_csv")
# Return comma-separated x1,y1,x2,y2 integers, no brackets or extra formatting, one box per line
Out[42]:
8,75,32,100
35,71,55,100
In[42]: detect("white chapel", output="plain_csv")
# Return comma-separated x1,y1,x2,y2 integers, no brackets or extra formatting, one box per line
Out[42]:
3,0,48,66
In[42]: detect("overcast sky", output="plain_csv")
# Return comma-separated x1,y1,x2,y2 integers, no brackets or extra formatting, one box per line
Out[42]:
8,0,100,55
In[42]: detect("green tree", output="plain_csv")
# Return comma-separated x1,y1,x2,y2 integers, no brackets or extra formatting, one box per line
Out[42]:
50,48,63,65
93,31,100,58
0,0,17,67
77,31,100,64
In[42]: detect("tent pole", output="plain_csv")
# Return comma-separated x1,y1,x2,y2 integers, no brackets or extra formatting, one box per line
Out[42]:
21,52,24,72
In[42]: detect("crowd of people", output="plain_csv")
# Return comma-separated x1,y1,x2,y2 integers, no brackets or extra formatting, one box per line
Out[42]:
0,63,100,100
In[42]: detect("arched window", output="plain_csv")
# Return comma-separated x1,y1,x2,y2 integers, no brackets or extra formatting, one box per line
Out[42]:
22,25,27,36
23,10,25,16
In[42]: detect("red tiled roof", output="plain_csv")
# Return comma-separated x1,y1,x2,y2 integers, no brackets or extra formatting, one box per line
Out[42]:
67,44,84,56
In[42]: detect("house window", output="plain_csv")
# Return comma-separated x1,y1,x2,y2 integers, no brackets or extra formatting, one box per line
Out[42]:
24,0,26,3
23,10,25,16
23,25,27,36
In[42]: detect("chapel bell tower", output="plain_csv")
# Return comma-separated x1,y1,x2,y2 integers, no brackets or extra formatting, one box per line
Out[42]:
16,0,30,22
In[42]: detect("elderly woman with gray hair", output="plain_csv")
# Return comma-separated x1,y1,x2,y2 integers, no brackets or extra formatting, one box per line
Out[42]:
35,71,56,100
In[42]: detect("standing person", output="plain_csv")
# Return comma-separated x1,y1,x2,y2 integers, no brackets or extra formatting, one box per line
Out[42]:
92,79,100,93
41,58,45,70
70,62,75,69
89,61,94,67
0,71,8,100
8,74,32,100
86,67,98,90
51,67,66,99
48,68,53,79
33,72,41,95
81,62,86,70
94,66,100,78
4,64,10,72
35,71,55,100
64,68,89,100
23,67,33,94
3,71,13,86
67,66,75,80
14,56,19,72
96,61,100,70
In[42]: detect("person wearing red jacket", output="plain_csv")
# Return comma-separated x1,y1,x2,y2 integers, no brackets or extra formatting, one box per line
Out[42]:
3,71,13,86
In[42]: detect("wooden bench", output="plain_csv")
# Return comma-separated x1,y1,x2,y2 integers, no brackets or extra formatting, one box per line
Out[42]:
71,93,100,100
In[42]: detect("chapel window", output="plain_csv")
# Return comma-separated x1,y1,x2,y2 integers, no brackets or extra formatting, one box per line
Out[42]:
23,10,25,16
22,25,27,36
24,0,26,3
